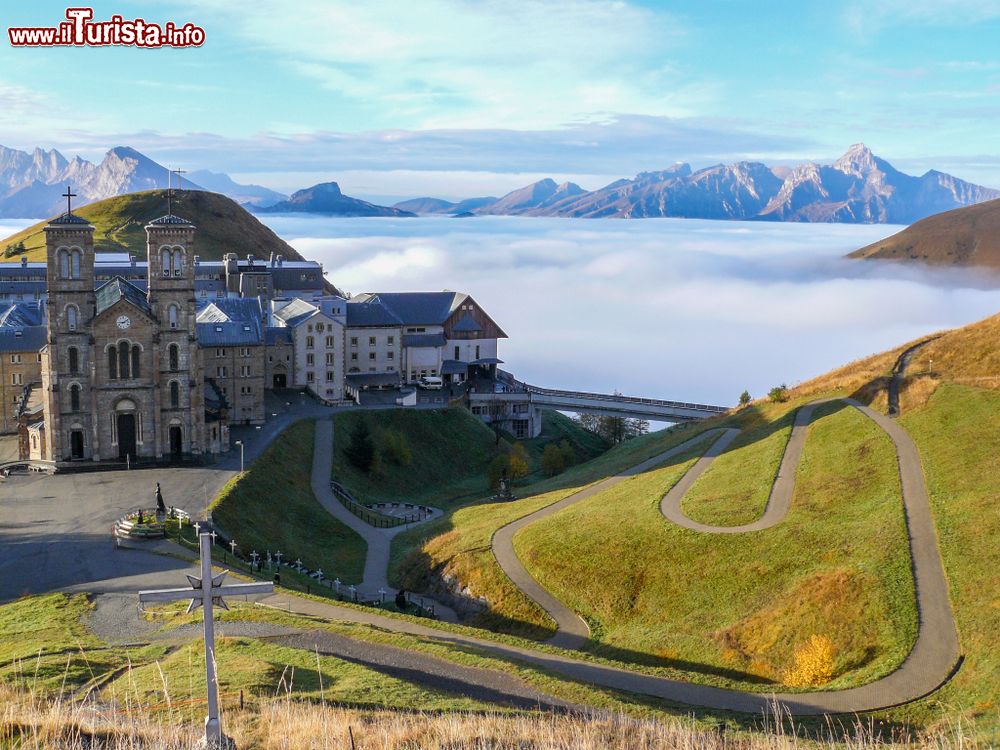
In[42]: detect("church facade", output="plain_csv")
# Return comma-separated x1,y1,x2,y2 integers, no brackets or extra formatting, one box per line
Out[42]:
31,211,215,466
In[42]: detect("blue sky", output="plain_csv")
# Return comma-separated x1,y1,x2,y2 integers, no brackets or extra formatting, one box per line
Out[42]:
1,0,998,199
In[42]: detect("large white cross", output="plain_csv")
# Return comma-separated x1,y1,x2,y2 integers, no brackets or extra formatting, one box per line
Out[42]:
138,533,273,748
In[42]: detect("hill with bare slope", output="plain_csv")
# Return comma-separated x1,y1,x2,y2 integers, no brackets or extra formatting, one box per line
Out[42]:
848,197,1000,271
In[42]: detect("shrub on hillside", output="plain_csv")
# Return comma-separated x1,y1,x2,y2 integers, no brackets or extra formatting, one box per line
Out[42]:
558,439,576,467
344,419,375,473
508,443,530,480
739,390,752,406
487,454,508,489
784,634,836,687
541,443,566,476
768,384,789,403
378,428,413,467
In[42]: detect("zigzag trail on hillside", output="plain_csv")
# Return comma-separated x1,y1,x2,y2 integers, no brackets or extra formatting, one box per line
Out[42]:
485,397,962,714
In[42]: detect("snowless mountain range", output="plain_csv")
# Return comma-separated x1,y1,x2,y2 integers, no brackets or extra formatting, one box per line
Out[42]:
396,144,1000,224
1,142,997,224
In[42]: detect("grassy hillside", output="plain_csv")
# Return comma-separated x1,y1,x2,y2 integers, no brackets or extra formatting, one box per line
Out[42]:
516,401,914,691
399,309,1000,730
211,420,366,583
849,197,1000,270
330,408,608,509
0,189,313,265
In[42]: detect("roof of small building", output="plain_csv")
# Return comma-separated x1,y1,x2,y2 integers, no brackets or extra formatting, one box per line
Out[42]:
147,214,195,227
441,359,469,375
46,212,92,227
450,311,482,333
196,320,263,346
0,302,44,328
0,326,46,352
95,276,153,317
272,297,319,327
354,291,467,325
265,327,293,345
196,297,264,325
402,332,447,348
345,300,403,327
16,382,45,420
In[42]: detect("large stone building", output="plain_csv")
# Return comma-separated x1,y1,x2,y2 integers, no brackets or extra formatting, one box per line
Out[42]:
32,211,208,465
0,203,513,469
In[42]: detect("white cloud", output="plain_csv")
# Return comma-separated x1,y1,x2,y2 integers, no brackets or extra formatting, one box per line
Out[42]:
261,214,1000,404
178,0,696,130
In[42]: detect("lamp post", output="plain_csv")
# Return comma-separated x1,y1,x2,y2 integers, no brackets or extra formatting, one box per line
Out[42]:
234,439,244,473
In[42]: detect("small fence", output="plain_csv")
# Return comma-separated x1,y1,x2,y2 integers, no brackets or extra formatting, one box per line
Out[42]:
329,480,431,528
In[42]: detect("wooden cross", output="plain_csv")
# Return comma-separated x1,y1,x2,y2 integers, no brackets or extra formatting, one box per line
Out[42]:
62,185,76,215
138,534,272,747
167,167,186,214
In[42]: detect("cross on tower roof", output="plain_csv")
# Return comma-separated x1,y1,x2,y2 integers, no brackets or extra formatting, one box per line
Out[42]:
62,185,77,216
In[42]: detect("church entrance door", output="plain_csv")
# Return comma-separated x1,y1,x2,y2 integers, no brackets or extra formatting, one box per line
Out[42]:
169,426,183,458
70,430,84,460
117,414,137,461
273,373,287,388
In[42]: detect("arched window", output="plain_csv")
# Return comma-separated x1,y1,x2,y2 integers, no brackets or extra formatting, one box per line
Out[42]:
108,346,117,379
66,305,78,331
161,247,171,276
168,304,179,329
58,249,69,279
68,346,79,374
69,384,80,411
70,249,80,279
170,380,180,408
168,343,179,371
118,341,130,379
131,345,141,379
172,248,183,276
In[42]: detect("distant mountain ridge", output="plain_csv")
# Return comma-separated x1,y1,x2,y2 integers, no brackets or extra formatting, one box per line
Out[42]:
396,145,1000,224
0,144,285,218
256,182,415,217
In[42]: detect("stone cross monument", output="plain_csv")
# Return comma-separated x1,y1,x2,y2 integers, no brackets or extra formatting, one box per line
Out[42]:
138,533,273,748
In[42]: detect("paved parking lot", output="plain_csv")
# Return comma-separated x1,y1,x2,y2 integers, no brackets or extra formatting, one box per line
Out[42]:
0,392,333,602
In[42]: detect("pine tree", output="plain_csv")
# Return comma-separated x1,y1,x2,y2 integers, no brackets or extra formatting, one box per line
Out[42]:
344,419,375,473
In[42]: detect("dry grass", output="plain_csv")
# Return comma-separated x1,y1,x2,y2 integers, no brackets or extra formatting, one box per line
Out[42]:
1,683,993,750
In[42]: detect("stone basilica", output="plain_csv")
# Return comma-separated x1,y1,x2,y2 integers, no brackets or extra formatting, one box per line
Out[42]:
32,210,217,465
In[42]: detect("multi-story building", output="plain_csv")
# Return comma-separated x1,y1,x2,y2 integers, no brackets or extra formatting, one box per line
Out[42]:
0,302,45,434
272,296,348,402
196,298,267,424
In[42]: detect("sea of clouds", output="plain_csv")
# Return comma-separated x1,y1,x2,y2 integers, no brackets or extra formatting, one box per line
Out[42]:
5,214,998,409
266,215,1000,407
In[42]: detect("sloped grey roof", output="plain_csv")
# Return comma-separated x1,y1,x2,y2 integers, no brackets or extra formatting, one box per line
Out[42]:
451,311,482,333
273,297,318,327
346,300,402,327
265,327,293,345
0,326,46,352
356,291,465,325
346,372,401,387
402,332,447,348
147,214,195,227
47,212,92,227
196,297,264,325
95,277,153,317
0,302,44,328
441,359,468,375
196,321,263,346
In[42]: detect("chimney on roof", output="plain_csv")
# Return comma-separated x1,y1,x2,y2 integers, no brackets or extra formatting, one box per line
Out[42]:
20,257,27,267
194,255,200,265
277,255,284,266
270,252,276,266
129,254,136,267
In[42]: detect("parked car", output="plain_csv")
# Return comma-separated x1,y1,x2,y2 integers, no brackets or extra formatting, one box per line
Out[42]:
418,375,444,390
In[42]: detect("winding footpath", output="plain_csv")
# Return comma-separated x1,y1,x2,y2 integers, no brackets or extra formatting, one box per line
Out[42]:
486,397,961,714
